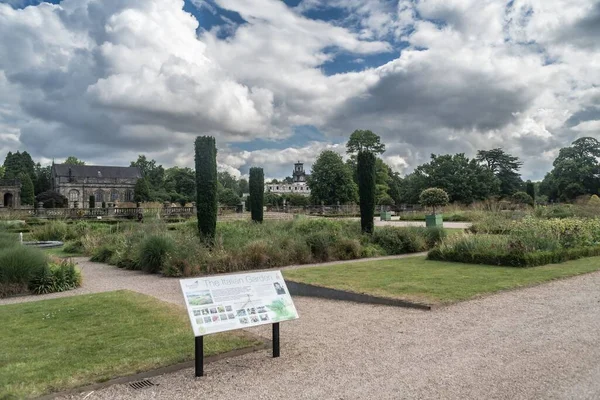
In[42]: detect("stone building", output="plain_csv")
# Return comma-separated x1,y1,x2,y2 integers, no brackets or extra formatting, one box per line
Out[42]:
265,161,311,196
0,179,21,209
51,164,142,208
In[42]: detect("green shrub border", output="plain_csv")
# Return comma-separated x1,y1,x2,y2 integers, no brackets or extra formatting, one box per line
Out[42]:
427,246,600,267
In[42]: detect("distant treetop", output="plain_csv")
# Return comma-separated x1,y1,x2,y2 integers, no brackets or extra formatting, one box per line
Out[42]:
346,130,386,155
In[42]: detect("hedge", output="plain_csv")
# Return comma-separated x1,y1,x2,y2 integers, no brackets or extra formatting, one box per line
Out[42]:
427,246,600,268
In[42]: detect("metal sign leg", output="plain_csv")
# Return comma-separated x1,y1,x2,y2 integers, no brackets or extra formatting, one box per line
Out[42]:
273,323,280,358
195,336,204,377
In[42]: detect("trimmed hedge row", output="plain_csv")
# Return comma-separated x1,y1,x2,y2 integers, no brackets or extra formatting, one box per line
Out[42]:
427,246,600,267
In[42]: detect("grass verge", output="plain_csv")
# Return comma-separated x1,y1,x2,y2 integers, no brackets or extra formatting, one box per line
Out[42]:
283,256,600,305
43,246,83,258
0,290,261,399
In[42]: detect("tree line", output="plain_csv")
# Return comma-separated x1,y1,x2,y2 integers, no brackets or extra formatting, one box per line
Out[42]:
307,132,600,206
0,152,249,207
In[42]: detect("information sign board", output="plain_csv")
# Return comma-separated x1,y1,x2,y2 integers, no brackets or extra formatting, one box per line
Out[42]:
180,270,299,337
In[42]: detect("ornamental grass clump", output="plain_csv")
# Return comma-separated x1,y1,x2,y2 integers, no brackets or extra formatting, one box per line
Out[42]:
138,234,174,274
0,246,48,297
429,217,600,267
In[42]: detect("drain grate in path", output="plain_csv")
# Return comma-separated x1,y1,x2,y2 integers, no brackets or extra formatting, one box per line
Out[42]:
129,379,156,390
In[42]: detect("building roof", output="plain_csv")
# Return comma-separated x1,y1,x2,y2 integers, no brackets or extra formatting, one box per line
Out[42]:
52,164,142,179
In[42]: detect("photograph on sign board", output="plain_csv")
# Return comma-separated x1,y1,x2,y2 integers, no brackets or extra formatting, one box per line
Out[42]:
274,282,286,295
186,291,213,306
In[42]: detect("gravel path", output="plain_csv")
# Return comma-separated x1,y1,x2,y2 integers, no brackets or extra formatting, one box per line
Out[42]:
5,255,599,399
51,269,600,400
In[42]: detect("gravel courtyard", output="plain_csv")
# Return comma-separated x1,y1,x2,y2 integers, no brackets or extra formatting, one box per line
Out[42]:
4,258,600,400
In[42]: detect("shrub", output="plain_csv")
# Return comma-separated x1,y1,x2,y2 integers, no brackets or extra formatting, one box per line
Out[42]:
419,188,449,214
195,136,218,239
0,246,48,297
29,259,81,294
90,245,115,263
511,191,534,206
138,235,174,274
249,167,265,223
305,231,335,261
35,190,68,208
63,240,84,254
332,238,362,260
372,227,428,255
423,227,448,247
357,151,376,234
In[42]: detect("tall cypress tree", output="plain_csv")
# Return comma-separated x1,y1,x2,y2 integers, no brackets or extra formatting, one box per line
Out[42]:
19,173,35,206
525,180,536,204
195,136,218,238
357,151,376,234
249,167,264,223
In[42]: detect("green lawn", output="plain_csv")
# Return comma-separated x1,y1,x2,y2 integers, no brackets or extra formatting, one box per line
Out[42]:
283,256,600,305
0,291,261,399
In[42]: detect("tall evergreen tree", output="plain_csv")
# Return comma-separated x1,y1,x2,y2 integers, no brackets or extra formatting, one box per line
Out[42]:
249,167,264,223
134,177,151,202
195,136,218,239
357,151,376,234
525,180,536,204
476,148,523,197
19,172,35,206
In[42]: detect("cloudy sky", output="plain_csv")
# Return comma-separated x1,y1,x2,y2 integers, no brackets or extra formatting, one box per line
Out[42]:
0,0,599,180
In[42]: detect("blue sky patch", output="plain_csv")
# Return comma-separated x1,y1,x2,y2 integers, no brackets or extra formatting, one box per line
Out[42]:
231,125,330,153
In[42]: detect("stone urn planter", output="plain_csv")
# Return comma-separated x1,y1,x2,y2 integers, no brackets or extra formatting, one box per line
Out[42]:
425,214,443,228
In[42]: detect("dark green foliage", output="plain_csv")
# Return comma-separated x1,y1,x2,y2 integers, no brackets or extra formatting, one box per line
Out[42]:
19,172,35,205
357,151,376,234
249,167,264,223
134,177,151,203
89,195,95,208
29,260,81,295
34,164,51,196
540,137,600,201
3,151,35,182
346,130,386,155
195,136,218,238
476,148,523,197
525,180,535,203
218,188,241,207
428,245,600,267
372,227,428,254
35,190,68,208
397,153,500,204
101,201,106,208
419,188,450,213
138,235,174,274
511,191,534,206
90,245,114,263
308,150,357,205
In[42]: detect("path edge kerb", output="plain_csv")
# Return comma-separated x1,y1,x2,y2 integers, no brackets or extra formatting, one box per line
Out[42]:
286,280,434,310
35,341,270,400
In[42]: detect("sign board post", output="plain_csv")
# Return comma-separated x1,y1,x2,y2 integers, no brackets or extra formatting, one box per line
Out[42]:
180,270,298,377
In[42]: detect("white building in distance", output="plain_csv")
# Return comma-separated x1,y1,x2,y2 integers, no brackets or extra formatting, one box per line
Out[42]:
265,162,311,196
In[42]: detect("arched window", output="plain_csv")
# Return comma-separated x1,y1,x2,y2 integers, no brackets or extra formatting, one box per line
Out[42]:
125,189,134,202
111,189,120,202
69,189,79,202
95,190,104,203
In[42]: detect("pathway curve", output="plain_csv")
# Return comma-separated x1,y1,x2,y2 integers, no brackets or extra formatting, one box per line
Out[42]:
4,255,599,399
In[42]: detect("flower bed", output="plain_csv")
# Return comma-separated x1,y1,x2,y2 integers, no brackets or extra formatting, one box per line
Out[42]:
428,217,600,267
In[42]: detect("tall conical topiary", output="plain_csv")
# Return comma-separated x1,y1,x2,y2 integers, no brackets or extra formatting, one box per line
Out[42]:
357,151,376,234
249,167,264,223
195,136,218,239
